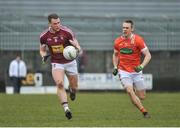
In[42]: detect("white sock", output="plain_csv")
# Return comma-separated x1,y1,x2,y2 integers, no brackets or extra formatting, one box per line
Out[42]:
62,102,69,112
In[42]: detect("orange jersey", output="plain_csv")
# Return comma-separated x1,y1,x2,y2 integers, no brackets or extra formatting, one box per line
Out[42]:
114,34,147,72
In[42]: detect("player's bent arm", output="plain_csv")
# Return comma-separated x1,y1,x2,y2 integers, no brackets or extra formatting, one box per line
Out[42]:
141,48,151,68
75,39,82,52
69,39,81,52
112,49,119,68
39,44,47,57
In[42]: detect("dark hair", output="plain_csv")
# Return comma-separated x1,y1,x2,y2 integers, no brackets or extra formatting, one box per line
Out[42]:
124,20,134,28
48,13,59,23
15,52,21,57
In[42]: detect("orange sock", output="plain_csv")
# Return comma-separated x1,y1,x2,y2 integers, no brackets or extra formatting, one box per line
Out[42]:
140,108,147,113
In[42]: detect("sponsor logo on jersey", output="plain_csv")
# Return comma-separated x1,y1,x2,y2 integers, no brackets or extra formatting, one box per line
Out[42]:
120,48,133,54
51,45,64,53
60,36,64,40
53,37,58,42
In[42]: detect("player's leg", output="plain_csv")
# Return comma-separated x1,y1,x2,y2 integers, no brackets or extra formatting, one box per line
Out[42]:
133,73,146,100
125,84,150,118
64,60,78,101
52,65,72,119
136,89,150,118
135,87,146,100
66,74,78,101
119,70,150,118
122,78,145,112
133,74,150,118
134,88,150,118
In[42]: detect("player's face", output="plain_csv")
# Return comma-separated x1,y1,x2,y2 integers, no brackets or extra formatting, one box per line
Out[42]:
122,22,133,38
49,18,61,32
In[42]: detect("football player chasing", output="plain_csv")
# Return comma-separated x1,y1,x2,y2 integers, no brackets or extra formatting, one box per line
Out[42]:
112,20,151,118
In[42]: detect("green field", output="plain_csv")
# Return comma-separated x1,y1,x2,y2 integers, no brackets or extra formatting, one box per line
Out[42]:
0,92,180,127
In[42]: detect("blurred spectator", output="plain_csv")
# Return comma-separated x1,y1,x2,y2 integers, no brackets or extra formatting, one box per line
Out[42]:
77,50,88,73
8,54,27,94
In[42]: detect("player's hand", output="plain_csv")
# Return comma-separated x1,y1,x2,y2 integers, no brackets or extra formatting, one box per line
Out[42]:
76,48,83,56
69,39,81,51
69,39,78,47
113,67,118,76
42,54,50,64
134,65,144,72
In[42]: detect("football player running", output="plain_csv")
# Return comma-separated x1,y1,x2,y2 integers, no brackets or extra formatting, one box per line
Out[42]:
39,13,81,120
112,20,151,118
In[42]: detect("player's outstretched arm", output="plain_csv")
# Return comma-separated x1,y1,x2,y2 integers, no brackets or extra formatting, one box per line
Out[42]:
69,39,81,51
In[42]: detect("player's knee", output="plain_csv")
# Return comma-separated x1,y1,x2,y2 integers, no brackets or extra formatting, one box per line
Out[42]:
69,78,77,85
139,94,146,100
56,80,64,88
126,87,134,95
137,90,146,100
69,84,78,91
69,81,78,90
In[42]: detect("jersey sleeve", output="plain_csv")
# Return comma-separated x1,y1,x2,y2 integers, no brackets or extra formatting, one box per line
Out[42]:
39,29,48,45
39,34,46,45
61,25,76,40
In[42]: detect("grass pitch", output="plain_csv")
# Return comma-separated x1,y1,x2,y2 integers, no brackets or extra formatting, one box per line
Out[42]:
0,92,180,127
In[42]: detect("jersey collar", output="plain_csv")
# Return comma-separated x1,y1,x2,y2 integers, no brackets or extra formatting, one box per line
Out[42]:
49,27,60,34
121,33,134,39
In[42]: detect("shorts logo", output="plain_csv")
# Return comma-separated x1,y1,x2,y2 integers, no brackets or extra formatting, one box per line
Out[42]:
120,48,133,54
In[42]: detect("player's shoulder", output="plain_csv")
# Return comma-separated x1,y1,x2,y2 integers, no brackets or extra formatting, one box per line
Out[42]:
40,28,49,38
60,25,73,33
134,34,144,41
114,35,123,44
60,25,75,38
134,34,147,47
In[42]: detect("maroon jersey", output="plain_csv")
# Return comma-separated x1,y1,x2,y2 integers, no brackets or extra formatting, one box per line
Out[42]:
40,26,76,64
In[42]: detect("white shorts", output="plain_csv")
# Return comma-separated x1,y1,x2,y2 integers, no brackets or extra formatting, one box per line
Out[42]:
118,70,146,91
51,60,78,75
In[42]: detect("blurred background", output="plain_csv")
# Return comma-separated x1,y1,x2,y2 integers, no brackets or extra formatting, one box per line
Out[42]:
0,0,180,92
